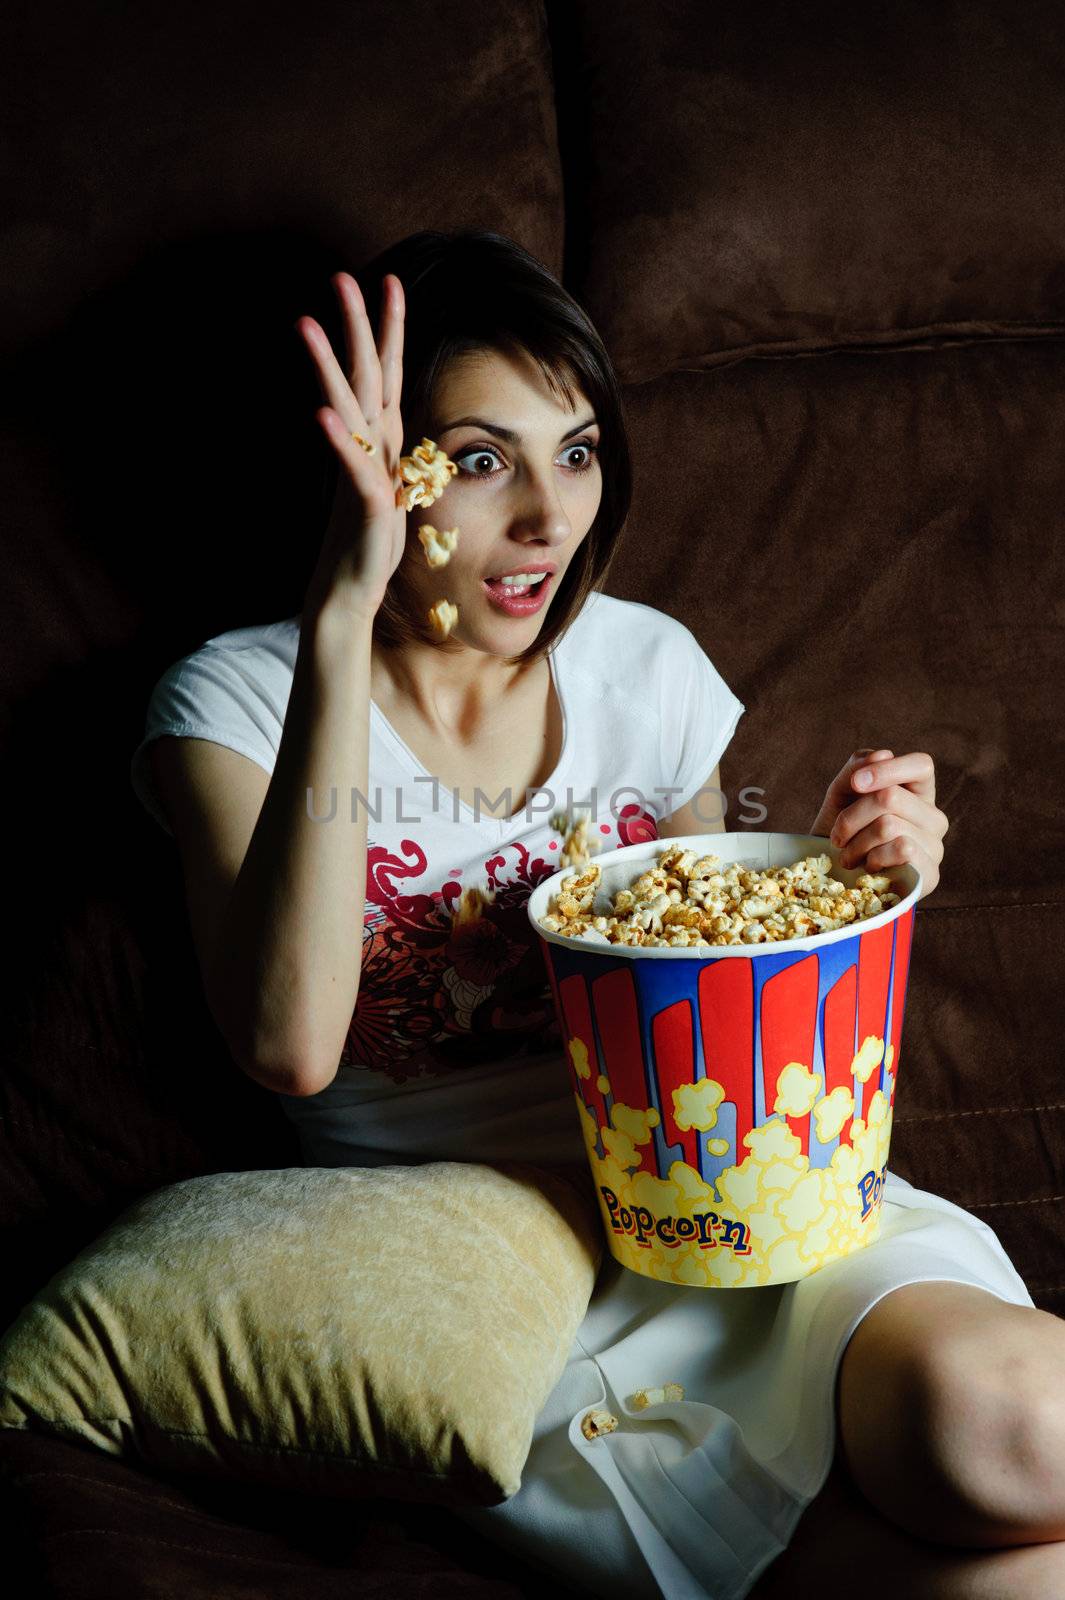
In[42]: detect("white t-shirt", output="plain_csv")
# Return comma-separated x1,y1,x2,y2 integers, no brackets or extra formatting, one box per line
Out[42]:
130,591,745,1169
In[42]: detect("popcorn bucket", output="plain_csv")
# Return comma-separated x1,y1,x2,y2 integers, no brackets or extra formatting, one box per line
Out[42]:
527,833,922,1289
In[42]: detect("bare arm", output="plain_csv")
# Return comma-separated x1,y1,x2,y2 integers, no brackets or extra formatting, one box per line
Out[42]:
202,603,375,1094
159,268,410,1096
658,763,725,839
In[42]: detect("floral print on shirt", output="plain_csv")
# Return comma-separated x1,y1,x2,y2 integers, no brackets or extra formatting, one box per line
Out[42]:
341,802,659,1084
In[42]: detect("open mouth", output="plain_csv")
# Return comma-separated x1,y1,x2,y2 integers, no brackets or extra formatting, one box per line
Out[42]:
482,570,554,613
483,571,551,597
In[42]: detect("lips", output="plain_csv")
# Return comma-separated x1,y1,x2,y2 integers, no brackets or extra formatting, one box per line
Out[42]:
481,570,554,614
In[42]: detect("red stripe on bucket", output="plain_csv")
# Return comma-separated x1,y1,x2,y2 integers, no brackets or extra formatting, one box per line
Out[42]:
761,955,819,1158
856,922,894,1124
651,999,699,1171
698,961,755,1155
824,963,858,1148
592,967,646,1136
557,972,608,1132
888,908,915,1110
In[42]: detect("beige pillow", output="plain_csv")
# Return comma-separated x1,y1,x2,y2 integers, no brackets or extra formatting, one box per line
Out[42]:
0,1160,603,1508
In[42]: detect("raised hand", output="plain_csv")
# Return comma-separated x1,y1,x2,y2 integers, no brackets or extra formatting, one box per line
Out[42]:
295,271,408,621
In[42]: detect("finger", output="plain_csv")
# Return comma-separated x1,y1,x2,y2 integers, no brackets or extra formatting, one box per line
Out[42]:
334,272,382,426
316,405,378,490
833,786,947,852
837,808,944,870
864,833,939,896
296,315,366,434
844,819,940,870
852,751,935,802
836,811,906,867
378,274,405,413
832,749,893,801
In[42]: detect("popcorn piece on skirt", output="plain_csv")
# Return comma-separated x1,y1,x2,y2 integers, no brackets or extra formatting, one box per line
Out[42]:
631,1382,685,1410
580,1408,619,1441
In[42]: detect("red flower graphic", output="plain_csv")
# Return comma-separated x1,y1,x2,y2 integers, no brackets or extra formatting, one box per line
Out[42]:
617,802,660,847
337,835,566,1084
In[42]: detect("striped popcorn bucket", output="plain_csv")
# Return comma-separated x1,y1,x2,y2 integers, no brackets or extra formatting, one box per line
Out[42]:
527,833,921,1289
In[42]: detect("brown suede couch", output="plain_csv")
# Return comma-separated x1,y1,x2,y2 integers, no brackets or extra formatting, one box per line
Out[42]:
2,1,1063,1594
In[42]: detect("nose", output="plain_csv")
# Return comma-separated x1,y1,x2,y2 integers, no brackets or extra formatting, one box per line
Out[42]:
510,470,584,548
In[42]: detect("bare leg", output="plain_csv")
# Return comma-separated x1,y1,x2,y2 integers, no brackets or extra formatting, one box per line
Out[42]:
753,1280,1065,1598
835,1282,1065,1548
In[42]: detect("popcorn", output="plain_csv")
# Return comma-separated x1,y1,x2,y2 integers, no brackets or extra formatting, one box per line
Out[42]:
550,811,601,871
538,849,902,949
452,884,495,927
396,437,458,513
631,1382,685,1410
428,599,458,640
395,439,462,641
350,431,377,455
580,1408,618,1440
417,524,459,569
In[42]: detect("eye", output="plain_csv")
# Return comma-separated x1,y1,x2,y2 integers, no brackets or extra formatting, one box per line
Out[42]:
453,441,600,479
564,441,599,475
454,446,504,477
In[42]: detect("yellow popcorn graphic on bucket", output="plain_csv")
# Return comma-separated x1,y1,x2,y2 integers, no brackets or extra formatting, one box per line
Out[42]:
532,836,919,1288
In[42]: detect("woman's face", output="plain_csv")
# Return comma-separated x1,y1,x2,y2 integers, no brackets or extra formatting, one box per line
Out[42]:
403,345,602,653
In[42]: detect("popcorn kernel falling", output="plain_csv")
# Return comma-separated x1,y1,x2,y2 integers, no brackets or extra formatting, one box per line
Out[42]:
428,599,459,640
418,524,459,568
396,437,458,512
453,885,495,927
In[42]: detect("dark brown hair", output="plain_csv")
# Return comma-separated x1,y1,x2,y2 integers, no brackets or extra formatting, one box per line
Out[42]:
328,228,632,668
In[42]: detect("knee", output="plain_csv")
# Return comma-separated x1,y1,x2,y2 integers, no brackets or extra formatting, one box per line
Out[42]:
839,1307,1059,1549
913,1315,1063,1544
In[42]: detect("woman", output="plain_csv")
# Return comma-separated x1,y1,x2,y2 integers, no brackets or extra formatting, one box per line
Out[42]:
131,230,1065,1600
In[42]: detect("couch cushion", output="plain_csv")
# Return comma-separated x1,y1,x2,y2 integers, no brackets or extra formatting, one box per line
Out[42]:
0,1163,602,1510
0,0,563,359
606,339,1064,911
559,0,1065,381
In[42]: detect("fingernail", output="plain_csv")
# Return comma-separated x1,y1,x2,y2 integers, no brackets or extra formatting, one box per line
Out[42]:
855,770,872,788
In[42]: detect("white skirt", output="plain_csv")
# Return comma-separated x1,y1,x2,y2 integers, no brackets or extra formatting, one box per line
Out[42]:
453,1170,1035,1600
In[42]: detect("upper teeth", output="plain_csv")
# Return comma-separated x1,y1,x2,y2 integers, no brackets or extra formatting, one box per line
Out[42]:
497,572,547,586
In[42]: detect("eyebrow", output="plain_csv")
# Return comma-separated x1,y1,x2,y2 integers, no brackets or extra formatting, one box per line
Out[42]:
436,415,598,444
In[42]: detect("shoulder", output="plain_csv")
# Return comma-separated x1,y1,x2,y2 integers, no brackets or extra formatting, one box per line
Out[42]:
144,614,302,739
156,614,301,699
558,591,700,675
198,614,302,673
